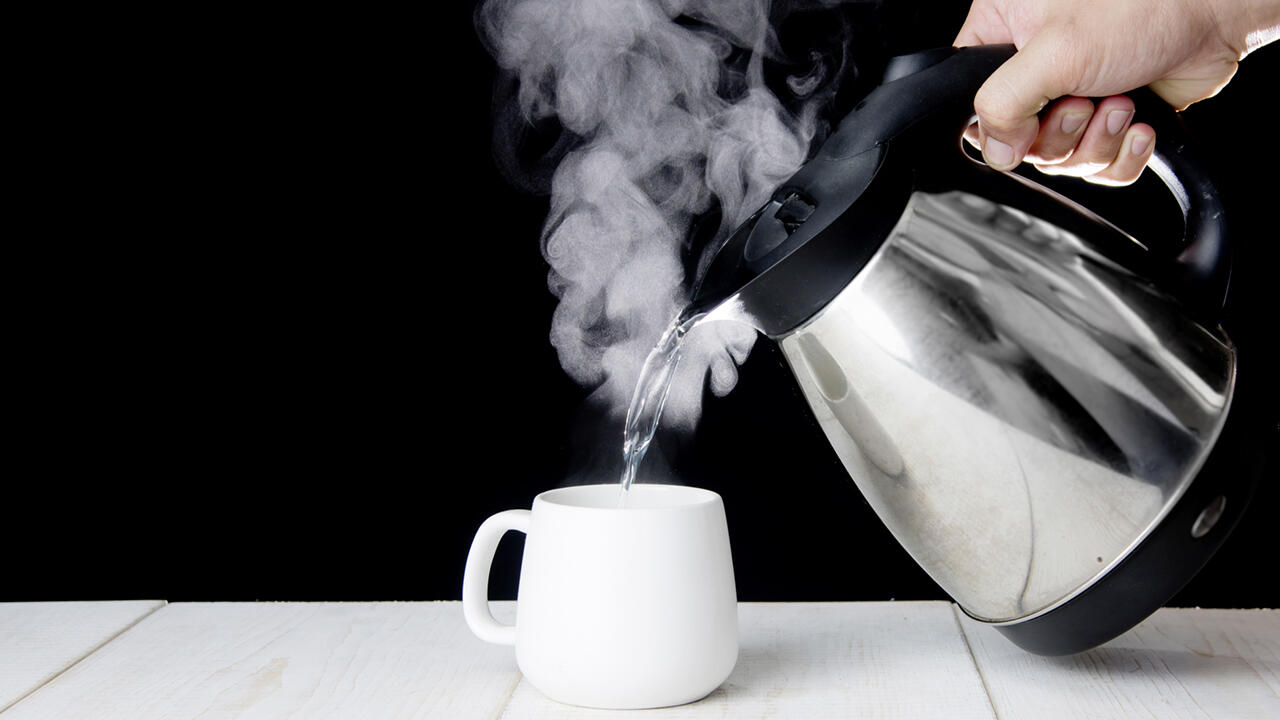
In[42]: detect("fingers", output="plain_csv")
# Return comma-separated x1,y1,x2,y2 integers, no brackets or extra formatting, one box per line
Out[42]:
969,94,1156,187
1024,96,1094,164
1082,123,1155,186
961,24,1157,184
1036,95,1134,176
1033,96,1154,185
972,35,1076,171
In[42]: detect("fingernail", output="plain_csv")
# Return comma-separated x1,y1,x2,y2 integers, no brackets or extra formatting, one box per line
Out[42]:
1061,113,1089,134
1131,133,1152,156
983,137,1015,169
1107,110,1132,135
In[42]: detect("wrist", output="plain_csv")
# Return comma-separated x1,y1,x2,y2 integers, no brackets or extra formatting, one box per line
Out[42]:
1219,0,1280,56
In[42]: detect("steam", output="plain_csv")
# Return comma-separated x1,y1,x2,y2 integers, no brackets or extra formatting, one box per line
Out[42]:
478,0,837,429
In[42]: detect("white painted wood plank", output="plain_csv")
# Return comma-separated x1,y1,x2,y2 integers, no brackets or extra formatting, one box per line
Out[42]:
0,600,165,712
957,606,1280,719
499,601,995,719
1,601,522,720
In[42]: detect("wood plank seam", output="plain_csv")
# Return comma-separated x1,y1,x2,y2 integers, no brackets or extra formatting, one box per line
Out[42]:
490,671,522,720
950,603,1004,720
0,601,168,716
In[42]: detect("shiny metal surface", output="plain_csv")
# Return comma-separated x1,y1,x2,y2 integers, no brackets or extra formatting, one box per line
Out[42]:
778,190,1235,623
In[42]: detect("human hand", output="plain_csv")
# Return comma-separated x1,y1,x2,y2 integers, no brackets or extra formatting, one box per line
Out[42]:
955,0,1275,185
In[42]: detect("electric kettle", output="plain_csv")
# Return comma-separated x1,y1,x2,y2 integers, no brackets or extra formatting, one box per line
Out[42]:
684,44,1262,655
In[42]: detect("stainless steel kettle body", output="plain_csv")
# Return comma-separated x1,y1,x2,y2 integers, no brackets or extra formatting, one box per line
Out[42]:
686,46,1262,654
779,188,1233,626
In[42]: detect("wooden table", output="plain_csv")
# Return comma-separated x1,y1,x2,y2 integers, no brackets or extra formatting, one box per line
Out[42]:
0,601,1275,719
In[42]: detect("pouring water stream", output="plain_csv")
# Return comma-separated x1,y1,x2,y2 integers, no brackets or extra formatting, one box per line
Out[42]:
617,300,757,506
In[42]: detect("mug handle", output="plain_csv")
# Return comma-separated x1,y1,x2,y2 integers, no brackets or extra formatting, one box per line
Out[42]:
462,509,530,645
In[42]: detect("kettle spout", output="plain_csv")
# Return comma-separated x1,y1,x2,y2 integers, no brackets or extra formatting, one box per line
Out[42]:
682,201,770,331
675,294,759,338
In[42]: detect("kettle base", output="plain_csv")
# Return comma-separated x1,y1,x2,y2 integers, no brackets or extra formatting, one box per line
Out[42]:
983,375,1264,656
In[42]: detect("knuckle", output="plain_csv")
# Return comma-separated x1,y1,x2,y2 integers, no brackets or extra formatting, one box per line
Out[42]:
1078,132,1126,166
973,86,1022,134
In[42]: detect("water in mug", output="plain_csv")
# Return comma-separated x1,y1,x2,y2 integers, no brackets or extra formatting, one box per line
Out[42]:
618,313,703,503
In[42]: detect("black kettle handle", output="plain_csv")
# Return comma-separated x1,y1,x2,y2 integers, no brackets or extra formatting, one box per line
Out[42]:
873,45,1232,321
1124,85,1231,319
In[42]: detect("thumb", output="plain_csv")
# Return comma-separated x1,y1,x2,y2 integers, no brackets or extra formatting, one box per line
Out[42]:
973,35,1074,170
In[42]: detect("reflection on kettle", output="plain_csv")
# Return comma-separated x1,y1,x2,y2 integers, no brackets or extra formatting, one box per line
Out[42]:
793,332,905,480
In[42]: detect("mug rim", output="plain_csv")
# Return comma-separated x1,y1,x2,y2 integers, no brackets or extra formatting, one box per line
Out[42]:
536,483,720,510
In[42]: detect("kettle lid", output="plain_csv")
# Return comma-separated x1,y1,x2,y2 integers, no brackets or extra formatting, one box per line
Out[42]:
687,46,1013,336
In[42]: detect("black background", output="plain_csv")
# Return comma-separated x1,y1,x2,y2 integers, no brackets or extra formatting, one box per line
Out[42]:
6,2,1275,606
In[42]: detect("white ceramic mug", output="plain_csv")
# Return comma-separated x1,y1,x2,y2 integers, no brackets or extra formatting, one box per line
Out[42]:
462,483,739,709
